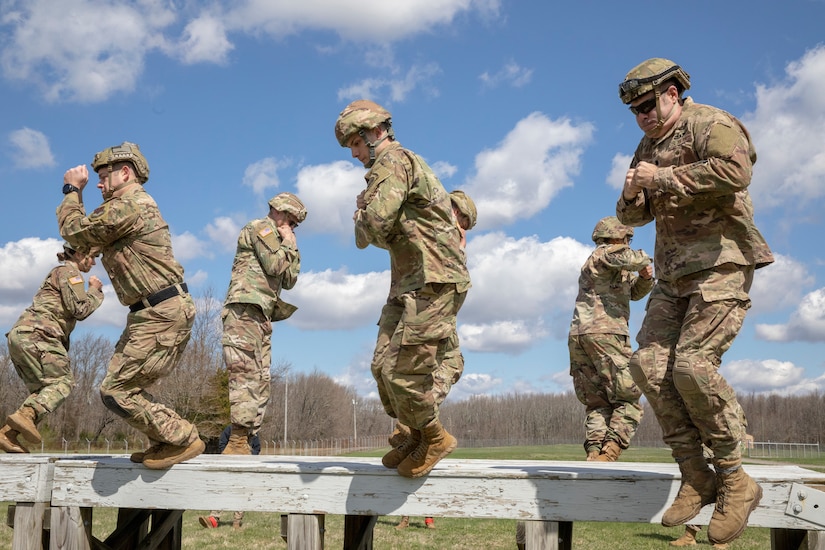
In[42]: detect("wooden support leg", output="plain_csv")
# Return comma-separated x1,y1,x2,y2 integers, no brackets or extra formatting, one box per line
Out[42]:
11,502,47,550
343,515,377,550
287,513,325,550
523,520,573,550
49,506,92,550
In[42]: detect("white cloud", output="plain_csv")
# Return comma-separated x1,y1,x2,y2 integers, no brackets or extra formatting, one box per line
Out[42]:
223,0,500,43
0,0,176,102
755,288,825,342
337,63,442,103
449,372,504,400
204,216,242,252
459,320,548,354
431,161,458,180
722,358,825,395
748,253,815,315
175,15,233,65
242,157,290,195
463,112,594,229
462,232,591,323
606,153,632,190
286,268,388,330
294,161,365,236
742,45,825,207
479,60,533,88
0,0,498,103
8,128,55,168
172,231,211,262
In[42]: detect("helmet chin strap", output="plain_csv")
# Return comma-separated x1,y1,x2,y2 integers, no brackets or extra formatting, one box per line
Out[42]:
651,89,678,131
359,126,392,168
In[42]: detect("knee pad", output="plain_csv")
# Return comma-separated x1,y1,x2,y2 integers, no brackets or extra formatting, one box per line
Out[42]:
100,390,130,418
672,358,702,397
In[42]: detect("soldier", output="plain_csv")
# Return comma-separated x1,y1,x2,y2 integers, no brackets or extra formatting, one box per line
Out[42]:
617,58,774,544
1,242,103,453
220,193,305,455
335,100,471,478
58,142,204,469
389,190,476,447
568,216,653,462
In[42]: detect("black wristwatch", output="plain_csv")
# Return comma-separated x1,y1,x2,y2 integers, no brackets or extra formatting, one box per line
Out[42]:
62,183,80,195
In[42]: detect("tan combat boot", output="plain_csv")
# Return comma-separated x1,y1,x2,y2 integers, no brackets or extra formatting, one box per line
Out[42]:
0,424,29,453
7,406,41,444
382,428,421,468
143,438,205,469
397,419,457,478
395,516,410,530
585,448,601,461
130,441,164,463
388,422,411,448
707,462,762,545
593,441,622,462
669,524,699,546
222,425,252,455
662,456,717,527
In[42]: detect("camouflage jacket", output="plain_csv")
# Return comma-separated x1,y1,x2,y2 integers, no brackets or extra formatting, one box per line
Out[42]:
617,98,774,282
11,261,103,347
57,183,185,307
353,141,470,298
224,216,300,321
569,244,653,336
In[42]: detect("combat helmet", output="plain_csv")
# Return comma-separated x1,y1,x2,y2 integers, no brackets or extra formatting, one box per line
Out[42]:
619,58,690,104
449,190,477,230
92,142,150,183
592,216,633,242
268,192,307,223
334,100,393,147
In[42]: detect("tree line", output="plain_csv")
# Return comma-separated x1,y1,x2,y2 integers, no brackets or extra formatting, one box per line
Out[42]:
1,290,822,451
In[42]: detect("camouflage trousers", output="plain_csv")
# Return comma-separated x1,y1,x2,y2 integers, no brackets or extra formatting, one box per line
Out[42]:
371,283,466,430
99,294,198,447
629,264,753,463
222,303,272,432
6,327,73,421
569,333,643,452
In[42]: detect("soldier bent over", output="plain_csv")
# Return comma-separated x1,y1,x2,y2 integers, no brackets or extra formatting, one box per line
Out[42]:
221,193,305,455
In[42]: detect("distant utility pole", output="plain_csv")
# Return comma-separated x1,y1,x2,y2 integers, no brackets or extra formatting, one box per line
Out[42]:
283,371,289,442
352,399,358,443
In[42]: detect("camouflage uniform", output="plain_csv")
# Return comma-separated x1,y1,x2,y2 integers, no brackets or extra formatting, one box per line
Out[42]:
617,97,774,463
356,141,471,430
6,260,103,421
58,179,198,448
568,242,653,454
222,214,300,432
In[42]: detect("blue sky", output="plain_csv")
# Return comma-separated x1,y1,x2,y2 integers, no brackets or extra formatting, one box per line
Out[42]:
1,0,824,401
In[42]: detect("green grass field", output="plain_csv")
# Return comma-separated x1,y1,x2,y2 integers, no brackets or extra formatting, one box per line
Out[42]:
3,444,819,549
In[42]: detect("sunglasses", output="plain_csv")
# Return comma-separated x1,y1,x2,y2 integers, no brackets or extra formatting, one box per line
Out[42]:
629,97,658,116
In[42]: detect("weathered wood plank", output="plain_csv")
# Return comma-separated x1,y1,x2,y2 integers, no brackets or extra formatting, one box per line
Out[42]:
0,455,56,502
47,455,825,531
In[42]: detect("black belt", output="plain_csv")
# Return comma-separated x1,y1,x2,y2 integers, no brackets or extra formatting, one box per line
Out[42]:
129,283,188,312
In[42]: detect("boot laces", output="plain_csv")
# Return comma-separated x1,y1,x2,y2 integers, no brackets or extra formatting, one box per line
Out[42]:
715,476,730,512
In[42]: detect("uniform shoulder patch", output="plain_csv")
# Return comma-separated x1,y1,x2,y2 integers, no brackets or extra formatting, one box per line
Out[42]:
258,226,274,238
69,275,84,285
